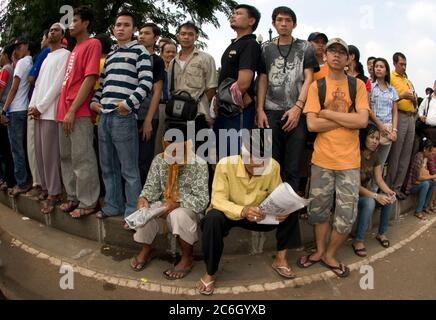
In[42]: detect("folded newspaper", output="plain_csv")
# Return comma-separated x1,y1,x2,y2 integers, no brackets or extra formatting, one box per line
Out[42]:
258,183,310,225
125,202,166,230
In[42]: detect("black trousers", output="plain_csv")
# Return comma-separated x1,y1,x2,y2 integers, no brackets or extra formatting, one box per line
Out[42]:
0,124,16,187
201,209,301,276
266,110,307,192
137,119,159,186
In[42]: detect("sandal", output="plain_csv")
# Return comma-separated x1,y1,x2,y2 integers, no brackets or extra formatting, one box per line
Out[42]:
297,254,322,269
272,264,297,279
37,191,49,201
0,181,8,192
352,243,367,257
9,185,31,197
197,278,215,296
130,255,155,272
376,236,390,248
96,211,110,220
41,197,61,215
163,266,193,280
414,213,427,220
60,201,79,213
320,260,350,278
70,208,97,219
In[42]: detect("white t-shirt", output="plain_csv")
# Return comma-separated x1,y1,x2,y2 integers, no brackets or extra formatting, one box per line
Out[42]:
9,56,33,112
29,48,70,120
419,95,436,127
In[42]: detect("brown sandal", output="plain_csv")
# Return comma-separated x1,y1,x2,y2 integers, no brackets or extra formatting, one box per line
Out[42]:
41,197,61,215
59,201,79,213
70,208,97,219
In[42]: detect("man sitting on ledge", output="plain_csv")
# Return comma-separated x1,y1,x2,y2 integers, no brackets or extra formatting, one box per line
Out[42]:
196,129,300,296
130,121,209,280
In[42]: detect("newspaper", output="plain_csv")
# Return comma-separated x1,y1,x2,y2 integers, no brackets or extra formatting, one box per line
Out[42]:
258,183,310,225
124,202,166,230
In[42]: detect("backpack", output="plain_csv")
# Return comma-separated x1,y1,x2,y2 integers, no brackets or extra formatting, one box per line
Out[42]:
306,76,358,146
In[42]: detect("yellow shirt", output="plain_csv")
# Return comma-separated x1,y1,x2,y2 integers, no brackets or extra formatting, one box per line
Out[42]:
391,72,416,112
209,155,282,221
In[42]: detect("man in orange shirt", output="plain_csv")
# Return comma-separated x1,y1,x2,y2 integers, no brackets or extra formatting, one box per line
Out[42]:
298,38,369,278
308,32,329,81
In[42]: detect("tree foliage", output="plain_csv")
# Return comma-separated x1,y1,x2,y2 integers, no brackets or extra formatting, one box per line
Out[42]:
0,0,237,47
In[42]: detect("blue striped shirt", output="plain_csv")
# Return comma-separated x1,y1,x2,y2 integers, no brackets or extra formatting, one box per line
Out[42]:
92,40,153,113
370,81,399,124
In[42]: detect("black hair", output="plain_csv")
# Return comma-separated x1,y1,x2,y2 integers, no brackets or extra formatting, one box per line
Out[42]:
234,4,261,32
360,124,380,150
425,87,434,95
272,6,297,24
161,42,177,54
373,57,391,84
116,10,136,26
141,23,161,37
2,44,15,61
419,137,434,152
393,52,406,64
73,6,94,31
94,33,113,55
348,45,366,76
367,56,376,63
177,22,199,35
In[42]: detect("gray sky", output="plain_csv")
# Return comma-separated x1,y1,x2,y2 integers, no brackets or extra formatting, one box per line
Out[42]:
202,0,436,95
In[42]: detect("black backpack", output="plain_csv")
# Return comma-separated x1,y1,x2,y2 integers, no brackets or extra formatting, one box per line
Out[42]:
306,76,358,145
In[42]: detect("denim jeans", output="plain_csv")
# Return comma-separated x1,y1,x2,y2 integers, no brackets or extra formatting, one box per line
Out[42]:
7,111,29,188
410,180,436,213
137,119,159,186
99,112,142,217
355,197,393,241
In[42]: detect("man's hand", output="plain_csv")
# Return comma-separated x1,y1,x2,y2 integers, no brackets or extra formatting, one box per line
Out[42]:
257,110,270,129
282,107,301,132
140,119,153,142
389,131,398,142
402,90,416,101
90,102,103,114
28,107,41,119
117,102,130,116
136,197,150,210
63,110,76,135
420,116,427,123
242,207,265,223
318,109,332,120
160,201,180,219
276,215,290,223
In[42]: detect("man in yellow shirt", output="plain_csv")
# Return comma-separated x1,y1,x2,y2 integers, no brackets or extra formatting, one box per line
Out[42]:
196,130,300,295
387,52,418,199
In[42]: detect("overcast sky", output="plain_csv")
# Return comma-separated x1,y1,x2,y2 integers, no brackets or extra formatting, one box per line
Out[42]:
202,0,436,96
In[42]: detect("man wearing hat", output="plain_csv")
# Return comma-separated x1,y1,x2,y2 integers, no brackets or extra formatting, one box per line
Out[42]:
300,38,369,278
308,32,329,81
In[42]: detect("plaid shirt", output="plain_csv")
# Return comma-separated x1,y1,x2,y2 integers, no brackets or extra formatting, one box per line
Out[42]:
405,152,436,193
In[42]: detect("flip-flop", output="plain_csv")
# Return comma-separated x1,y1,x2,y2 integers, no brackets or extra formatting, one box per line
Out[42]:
70,208,97,219
130,256,154,272
197,278,215,296
320,260,350,278
414,213,427,221
297,255,321,269
272,264,297,279
375,237,390,248
352,244,367,257
163,266,193,280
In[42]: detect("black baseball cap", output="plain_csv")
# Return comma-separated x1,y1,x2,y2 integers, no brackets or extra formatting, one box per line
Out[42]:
308,32,328,43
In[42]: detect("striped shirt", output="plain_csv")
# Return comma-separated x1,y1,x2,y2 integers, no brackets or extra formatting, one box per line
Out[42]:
93,40,153,113
370,81,399,124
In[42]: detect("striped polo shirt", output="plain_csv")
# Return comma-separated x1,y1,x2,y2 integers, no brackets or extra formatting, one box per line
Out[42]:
93,40,153,113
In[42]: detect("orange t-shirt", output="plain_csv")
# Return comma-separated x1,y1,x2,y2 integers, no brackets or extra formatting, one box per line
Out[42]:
304,77,370,170
313,64,329,82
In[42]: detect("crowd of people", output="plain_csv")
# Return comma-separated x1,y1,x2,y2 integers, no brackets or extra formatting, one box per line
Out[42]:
0,4,435,295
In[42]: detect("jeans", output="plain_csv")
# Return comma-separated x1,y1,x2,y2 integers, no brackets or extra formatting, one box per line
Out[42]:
0,124,15,187
410,180,436,213
355,197,393,241
137,119,159,186
7,111,29,188
99,112,142,217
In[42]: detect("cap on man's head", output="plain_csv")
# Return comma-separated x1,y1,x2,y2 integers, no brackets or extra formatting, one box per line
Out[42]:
308,32,328,43
326,38,349,54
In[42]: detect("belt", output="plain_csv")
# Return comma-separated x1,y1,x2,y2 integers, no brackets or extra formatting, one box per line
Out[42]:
398,110,416,116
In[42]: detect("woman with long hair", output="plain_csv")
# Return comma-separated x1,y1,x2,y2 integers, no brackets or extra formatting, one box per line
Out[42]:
353,124,397,257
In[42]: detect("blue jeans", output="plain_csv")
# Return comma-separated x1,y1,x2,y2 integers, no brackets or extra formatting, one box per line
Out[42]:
213,105,256,161
99,112,142,217
410,180,436,213
355,197,393,241
7,111,29,188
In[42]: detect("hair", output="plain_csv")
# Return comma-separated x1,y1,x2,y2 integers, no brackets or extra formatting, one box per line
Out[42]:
373,57,391,84
393,52,407,64
141,23,161,37
348,45,365,76
367,56,376,63
161,42,177,54
234,4,261,32
94,33,113,55
115,10,136,26
73,6,95,31
177,22,199,35
2,44,15,61
419,137,434,153
360,124,380,150
425,87,434,95
272,6,297,24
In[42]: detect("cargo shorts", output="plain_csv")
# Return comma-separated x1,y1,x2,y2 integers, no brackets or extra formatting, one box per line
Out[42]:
308,165,360,235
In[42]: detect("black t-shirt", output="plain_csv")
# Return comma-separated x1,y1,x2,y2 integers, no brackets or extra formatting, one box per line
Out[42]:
138,54,165,120
219,34,262,103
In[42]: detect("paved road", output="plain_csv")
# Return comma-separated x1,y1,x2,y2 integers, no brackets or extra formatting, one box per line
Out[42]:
1,222,435,300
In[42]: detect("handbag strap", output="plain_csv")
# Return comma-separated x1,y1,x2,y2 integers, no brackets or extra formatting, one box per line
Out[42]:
170,60,176,96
